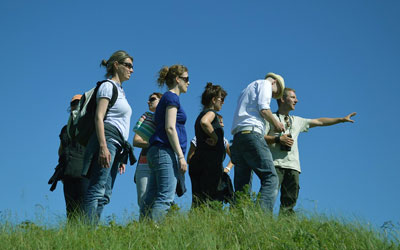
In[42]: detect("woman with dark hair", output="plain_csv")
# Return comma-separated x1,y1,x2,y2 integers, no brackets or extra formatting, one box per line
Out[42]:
132,92,162,211
82,50,134,224
142,64,189,221
188,82,228,207
187,114,233,174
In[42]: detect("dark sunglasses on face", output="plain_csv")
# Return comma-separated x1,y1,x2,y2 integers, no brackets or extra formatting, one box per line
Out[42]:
119,62,133,69
149,97,158,102
179,76,189,83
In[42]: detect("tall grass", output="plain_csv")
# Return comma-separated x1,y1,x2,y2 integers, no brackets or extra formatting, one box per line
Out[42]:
0,197,398,249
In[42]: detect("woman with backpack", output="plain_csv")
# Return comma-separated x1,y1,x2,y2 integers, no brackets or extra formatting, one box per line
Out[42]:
188,83,230,207
132,92,162,212
82,50,134,225
141,64,189,221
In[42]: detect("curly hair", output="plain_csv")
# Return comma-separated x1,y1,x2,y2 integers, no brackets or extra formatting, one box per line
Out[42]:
157,64,188,88
201,82,227,108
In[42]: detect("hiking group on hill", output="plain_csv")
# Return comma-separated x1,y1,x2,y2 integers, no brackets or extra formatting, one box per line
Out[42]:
49,50,356,224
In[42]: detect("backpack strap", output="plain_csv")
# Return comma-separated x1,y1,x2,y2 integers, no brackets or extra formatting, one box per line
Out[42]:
96,80,118,110
109,82,118,108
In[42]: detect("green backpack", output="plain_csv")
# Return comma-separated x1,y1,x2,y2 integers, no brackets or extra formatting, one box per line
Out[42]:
68,80,118,146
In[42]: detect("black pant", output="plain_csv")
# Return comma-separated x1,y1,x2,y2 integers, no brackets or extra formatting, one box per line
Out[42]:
189,150,224,207
63,177,89,220
275,167,300,215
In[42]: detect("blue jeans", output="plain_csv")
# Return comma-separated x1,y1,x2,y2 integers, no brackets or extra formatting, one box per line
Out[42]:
142,145,179,222
231,131,278,212
135,158,151,211
83,137,122,224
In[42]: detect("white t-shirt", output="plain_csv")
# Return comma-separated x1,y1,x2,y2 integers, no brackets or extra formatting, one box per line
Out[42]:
97,80,132,141
265,113,311,173
231,79,273,135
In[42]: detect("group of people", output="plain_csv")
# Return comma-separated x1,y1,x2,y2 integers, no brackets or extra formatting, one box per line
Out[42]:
53,49,356,225
230,75,356,215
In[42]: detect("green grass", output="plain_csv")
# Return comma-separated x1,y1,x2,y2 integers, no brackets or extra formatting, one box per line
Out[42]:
1,199,399,249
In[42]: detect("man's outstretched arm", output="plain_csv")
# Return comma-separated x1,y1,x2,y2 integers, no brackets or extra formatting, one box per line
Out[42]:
309,112,357,128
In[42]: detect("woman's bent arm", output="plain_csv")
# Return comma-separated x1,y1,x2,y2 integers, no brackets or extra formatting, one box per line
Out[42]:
95,97,111,168
165,105,187,173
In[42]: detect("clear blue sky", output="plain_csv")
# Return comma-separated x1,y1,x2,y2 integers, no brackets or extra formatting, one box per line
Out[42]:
1,0,399,228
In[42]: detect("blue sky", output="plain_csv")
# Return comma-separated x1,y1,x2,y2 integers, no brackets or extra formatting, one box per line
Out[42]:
1,0,399,228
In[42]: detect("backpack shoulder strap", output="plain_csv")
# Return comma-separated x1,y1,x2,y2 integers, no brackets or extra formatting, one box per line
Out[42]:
109,82,118,108
96,80,118,109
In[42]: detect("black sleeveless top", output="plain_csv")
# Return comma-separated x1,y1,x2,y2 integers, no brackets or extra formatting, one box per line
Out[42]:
194,109,225,155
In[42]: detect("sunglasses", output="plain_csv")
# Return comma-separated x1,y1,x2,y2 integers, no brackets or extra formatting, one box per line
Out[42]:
149,97,158,102
179,76,189,83
119,62,133,69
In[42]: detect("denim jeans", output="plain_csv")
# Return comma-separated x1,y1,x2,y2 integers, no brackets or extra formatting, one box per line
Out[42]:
231,131,278,212
142,145,179,222
135,159,151,210
83,137,122,224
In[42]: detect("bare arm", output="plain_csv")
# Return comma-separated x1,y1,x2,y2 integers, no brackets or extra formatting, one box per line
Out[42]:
133,133,149,148
187,142,196,163
264,135,275,145
95,98,111,168
260,109,284,133
165,106,187,173
264,134,293,147
200,111,218,146
309,112,357,128
224,143,234,173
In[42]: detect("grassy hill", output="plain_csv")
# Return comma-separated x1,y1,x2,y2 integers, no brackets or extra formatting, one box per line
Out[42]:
1,199,398,250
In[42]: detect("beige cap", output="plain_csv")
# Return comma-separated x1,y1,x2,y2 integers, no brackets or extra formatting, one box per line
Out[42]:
265,72,285,99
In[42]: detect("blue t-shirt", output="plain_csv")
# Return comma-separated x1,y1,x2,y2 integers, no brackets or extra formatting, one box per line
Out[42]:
149,91,187,154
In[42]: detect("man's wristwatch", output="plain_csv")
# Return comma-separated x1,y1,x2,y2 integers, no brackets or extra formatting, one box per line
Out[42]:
274,136,280,144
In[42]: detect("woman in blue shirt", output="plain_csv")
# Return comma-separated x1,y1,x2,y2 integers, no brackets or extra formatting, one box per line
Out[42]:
142,64,189,221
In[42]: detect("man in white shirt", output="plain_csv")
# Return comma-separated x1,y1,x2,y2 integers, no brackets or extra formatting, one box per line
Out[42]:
264,87,356,215
230,72,285,212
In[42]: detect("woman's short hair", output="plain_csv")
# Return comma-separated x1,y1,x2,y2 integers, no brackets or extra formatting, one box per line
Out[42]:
100,50,133,79
149,92,163,100
157,64,188,88
201,82,227,108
